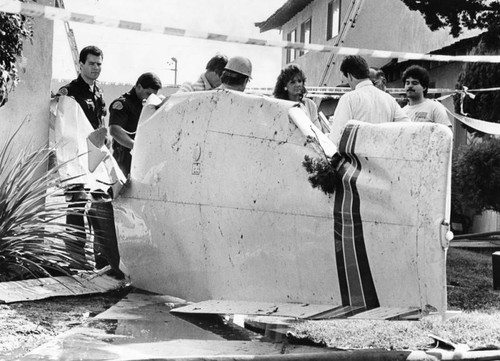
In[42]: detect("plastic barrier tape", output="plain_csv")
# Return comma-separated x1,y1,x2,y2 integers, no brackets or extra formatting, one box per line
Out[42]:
2,0,500,63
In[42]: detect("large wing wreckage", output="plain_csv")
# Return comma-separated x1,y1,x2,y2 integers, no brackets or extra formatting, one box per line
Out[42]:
111,90,452,319
51,90,452,320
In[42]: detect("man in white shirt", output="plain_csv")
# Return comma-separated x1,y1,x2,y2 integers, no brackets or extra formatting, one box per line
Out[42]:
328,55,409,146
402,65,452,128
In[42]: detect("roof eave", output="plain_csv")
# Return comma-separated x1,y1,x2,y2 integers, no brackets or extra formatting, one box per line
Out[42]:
255,0,315,33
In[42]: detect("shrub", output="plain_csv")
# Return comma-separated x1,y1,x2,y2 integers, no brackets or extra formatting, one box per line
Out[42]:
452,138,500,215
0,122,91,281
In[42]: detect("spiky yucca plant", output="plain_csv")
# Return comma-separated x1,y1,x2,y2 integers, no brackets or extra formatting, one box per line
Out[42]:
0,124,93,282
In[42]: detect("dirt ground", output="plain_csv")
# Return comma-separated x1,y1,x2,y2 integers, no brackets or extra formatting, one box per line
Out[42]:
0,288,129,361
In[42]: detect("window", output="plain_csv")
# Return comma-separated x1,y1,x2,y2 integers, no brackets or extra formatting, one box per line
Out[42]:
299,18,311,56
327,0,341,40
286,29,297,63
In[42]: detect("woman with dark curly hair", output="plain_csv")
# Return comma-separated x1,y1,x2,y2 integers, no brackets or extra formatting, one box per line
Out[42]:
273,64,326,131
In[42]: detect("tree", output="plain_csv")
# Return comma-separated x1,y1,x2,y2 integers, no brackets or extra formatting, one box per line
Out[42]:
452,138,500,216
0,7,33,107
401,0,500,37
453,31,500,128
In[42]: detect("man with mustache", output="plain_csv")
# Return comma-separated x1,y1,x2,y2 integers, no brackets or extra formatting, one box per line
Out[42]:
402,65,451,128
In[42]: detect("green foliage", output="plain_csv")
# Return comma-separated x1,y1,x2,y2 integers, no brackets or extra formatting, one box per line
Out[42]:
0,122,92,282
453,31,500,130
452,138,500,215
302,154,342,195
0,4,33,107
401,0,500,37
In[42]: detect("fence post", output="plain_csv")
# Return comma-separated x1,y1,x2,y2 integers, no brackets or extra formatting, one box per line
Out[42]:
493,251,500,290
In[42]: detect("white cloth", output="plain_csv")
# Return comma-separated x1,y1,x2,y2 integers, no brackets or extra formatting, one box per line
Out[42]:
300,97,332,133
328,79,410,145
50,95,126,193
403,98,452,127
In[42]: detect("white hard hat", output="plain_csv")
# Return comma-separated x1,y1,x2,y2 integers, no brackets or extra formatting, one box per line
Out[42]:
224,56,252,78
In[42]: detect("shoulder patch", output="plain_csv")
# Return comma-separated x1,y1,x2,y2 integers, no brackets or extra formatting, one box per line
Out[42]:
58,87,68,96
112,101,124,110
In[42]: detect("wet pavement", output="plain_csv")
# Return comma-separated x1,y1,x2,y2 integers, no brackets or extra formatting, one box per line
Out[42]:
20,291,336,360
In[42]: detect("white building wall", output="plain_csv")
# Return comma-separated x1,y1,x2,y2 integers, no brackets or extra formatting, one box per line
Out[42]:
0,0,54,152
279,0,479,87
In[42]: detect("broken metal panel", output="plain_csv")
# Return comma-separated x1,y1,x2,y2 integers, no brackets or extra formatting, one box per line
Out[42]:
95,292,188,320
116,90,338,305
348,307,421,320
116,90,450,315
337,120,451,312
171,299,336,319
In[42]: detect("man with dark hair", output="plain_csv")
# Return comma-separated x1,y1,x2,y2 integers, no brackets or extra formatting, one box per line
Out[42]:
178,53,228,92
328,55,409,145
219,56,252,92
109,72,162,176
402,65,451,127
57,45,108,269
57,45,124,277
369,68,387,91
58,45,105,129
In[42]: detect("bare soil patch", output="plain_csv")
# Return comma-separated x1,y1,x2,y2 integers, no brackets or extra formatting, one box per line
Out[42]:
0,288,128,361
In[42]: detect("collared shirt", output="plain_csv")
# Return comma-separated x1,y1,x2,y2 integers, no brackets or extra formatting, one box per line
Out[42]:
109,88,143,153
329,79,410,145
57,75,106,129
178,73,213,92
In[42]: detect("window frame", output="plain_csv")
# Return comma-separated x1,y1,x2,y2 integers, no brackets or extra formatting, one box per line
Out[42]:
299,17,312,56
327,0,341,41
286,28,297,63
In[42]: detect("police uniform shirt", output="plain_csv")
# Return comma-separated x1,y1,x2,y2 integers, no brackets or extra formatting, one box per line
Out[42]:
108,88,143,156
57,75,106,130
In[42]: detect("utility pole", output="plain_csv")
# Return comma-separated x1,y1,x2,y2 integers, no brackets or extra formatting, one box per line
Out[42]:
170,57,178,85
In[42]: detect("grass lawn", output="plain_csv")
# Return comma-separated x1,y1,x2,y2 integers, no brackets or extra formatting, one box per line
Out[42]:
289,247,500,351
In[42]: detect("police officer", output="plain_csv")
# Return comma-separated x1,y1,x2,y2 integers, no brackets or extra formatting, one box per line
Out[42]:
58,45,106,129
57,45,107,269
109,72,162,176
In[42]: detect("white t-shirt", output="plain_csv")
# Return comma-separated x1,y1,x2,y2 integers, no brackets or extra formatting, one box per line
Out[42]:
403,99,452,127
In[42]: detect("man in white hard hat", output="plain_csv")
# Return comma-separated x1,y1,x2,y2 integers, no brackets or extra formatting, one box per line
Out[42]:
219,56,252,92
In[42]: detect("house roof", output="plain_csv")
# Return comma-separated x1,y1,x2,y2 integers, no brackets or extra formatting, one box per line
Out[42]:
255,0,314,33
428,34,482,56
381,33,483,79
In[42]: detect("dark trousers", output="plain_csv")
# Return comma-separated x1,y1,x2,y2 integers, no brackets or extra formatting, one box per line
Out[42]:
65,201,88,266
65,186,121,274
88,200,120,271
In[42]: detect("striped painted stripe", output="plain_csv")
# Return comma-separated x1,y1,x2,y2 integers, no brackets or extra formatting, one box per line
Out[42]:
2,0,500,64
334,124,379,310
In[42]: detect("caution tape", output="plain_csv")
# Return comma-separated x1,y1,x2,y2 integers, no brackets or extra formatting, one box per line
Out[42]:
447,108,500,135
248,87,457,96
3,0,500,64
433,94,500,134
